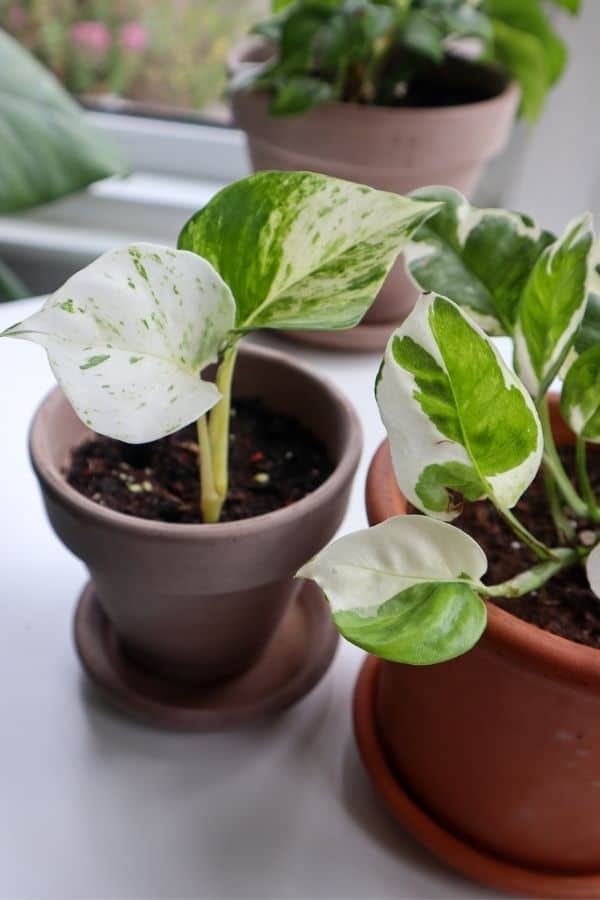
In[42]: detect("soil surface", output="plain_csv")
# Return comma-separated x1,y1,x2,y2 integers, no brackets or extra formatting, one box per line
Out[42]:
67,397,333,524
455,447,600,649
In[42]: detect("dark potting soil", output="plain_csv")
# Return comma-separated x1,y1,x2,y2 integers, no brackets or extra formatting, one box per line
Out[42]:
67,397,333,524
455,447,600,649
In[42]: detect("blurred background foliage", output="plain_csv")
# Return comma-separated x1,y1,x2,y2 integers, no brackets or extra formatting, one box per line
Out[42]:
0,0,268,119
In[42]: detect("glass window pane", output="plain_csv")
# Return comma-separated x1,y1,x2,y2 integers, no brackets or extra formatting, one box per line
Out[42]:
0,0,268,122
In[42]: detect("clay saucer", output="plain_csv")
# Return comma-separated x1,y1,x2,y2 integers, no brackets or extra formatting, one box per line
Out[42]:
284,319,399,353
354,655,600,900
74,581,338,731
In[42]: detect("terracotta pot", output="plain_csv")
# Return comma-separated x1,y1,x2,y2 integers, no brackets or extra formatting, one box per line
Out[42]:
229,40,520,351
360,394,600,895
30,343,361,687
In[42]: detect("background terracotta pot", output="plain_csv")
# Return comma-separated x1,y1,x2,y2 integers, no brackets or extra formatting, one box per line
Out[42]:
30,343,361,687
229,40,520,351
361,396,600,893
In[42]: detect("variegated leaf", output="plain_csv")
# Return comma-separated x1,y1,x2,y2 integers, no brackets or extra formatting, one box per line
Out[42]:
2,243,235,443
561,346,600,443
405,186,554,335
515,215,600,398
376,293,543,519
297,516,488,665
178,171,441,332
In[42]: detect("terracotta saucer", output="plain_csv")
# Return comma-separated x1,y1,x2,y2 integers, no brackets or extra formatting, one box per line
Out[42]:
354,655,600,899
284,319,399,353
74,581,338,731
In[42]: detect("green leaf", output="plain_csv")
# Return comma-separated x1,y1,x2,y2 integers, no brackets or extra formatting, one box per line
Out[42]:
269,76,334,114
0,258,29,302
178,171,441,332
272,0,296,11
515,214,599,398
488,18,548,121
376,293,542,518
406,187,554,335
401,10,445,61
298,515,488,665
0,30,126,213
561,346,600,444
546,0,581,11
2,244,235,443
575,288,600,356
487,0,566,84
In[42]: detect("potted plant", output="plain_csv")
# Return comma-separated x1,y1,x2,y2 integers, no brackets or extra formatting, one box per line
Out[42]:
228,0,581,351
299,189,600,896
2,170,438,730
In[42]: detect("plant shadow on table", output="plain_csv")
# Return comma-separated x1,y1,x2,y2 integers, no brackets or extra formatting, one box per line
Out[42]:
340,737,501,898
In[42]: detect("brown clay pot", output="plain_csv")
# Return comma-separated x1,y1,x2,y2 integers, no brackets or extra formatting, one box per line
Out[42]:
229,40,520,351
30,343,361,688
360,394,600,897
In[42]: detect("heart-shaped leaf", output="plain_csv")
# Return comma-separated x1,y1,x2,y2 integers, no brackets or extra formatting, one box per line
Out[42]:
376,293,542,519
0,29,125,212
2,244,235,443
298,515,488,664
561,346,600,443
405,187,554,335
515,214,600,398
178,171,441,332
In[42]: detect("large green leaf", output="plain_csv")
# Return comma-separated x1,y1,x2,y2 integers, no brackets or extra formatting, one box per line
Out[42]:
561,346,600,444
2,244,235,443
376,293,542,519
405,187,554,335
0,29,125,213
515,214,599,398
298,515,488,665
178,171,440,332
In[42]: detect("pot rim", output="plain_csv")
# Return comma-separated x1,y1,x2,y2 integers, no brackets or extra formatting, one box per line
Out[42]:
29,341,362,542
365,413,600,687
228,37,521,120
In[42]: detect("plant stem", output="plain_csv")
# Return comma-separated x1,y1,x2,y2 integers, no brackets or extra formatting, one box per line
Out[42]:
208,342,239,507
495,505,555,560
197,415,221,524
576,434,600,521
543,467,575,544
480,548,579,599
538,397,588,517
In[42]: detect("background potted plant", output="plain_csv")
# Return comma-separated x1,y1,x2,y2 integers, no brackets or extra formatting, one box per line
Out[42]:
229,0,581,350
300,190,600,896
2,170,438,730
0,27,125,300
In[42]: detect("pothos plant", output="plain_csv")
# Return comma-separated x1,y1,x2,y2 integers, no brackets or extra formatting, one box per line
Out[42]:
300,187,600,665
1,170,440,522
239,0,581,121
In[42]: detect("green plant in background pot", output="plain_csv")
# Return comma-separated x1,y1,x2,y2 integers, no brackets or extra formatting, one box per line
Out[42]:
228,0,581,351
2,171,439,729
300,189,600,894
0,28,124,300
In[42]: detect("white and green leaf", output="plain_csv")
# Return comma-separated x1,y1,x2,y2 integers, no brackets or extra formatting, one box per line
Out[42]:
561,346,600,444
376,293,543,519
405,186,554,335
297,516,488,665
2,243,235,443
178,171,441,332
515,215,600,398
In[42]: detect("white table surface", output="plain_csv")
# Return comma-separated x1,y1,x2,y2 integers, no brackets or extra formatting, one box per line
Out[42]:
0,298,503,900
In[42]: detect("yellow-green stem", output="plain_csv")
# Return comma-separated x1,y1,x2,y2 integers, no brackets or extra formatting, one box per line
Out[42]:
576,434,600,521
197,415,221,523
481,548,578,598
538,396,587,517
208,342,240,503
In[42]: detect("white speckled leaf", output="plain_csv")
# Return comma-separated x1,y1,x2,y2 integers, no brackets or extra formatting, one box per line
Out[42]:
2,243,235,442
298,516,488,664
376,293,543,519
